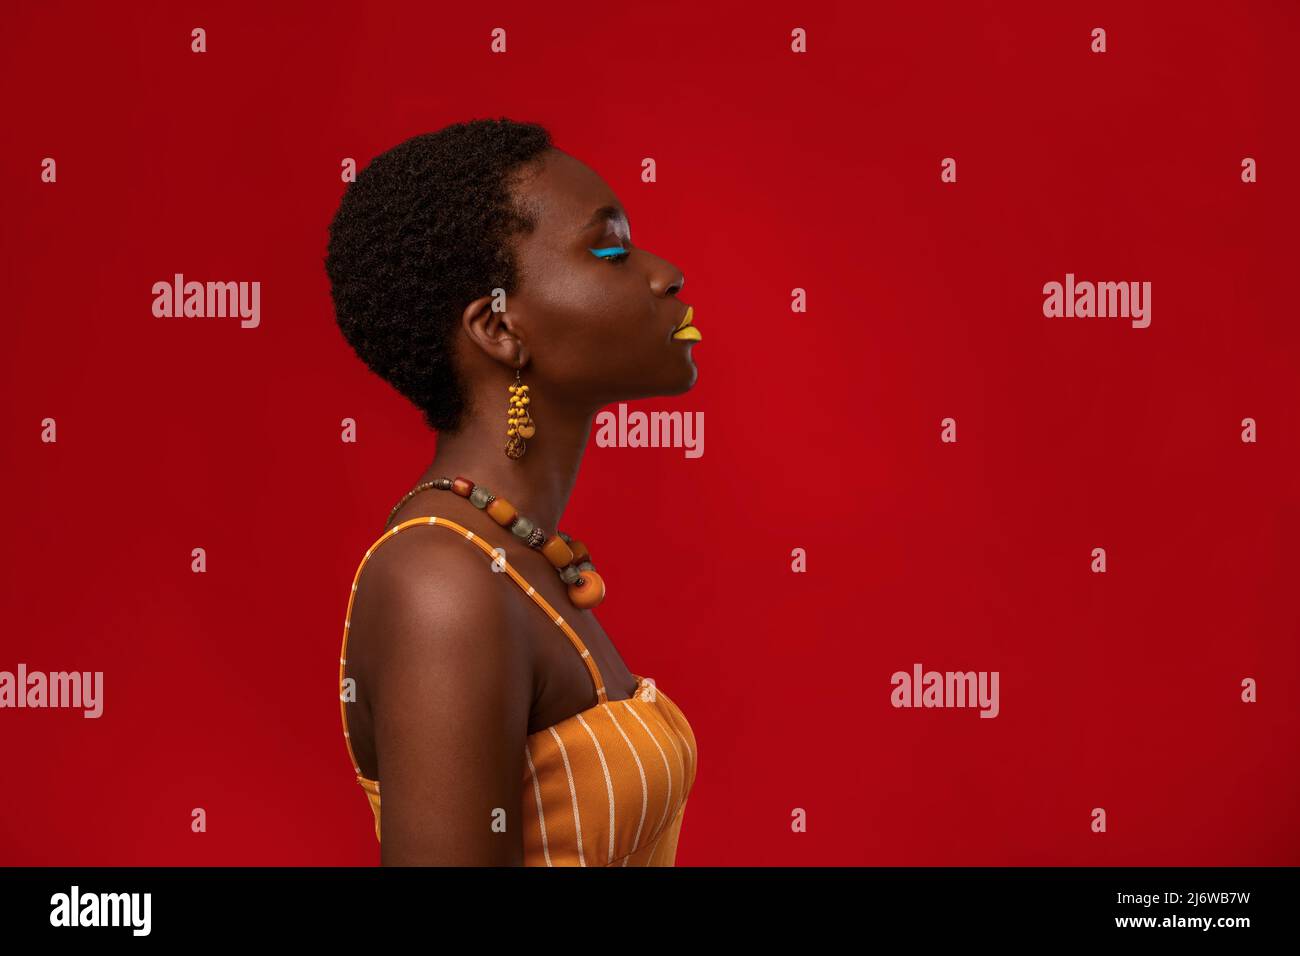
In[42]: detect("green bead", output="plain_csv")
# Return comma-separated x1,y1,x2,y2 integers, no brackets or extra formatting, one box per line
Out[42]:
511,516,535,539
469,487,492,508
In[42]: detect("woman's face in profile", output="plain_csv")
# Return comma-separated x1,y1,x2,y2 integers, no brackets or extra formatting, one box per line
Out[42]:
503,147,698,405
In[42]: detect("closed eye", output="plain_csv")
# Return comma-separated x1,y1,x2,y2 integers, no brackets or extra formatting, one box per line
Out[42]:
589,246,631,263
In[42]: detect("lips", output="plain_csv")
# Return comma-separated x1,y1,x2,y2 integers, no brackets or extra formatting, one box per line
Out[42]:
671,306,701,342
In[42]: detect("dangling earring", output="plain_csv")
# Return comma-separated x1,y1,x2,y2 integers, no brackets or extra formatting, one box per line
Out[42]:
505,367,535,459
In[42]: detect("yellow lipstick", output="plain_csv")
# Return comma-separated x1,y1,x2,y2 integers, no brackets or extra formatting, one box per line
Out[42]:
672,306,701,341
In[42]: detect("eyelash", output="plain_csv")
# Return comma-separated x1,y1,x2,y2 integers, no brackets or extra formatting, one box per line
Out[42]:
590,246,631,264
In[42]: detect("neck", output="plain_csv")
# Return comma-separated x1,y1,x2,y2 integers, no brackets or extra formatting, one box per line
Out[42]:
414,401,597,535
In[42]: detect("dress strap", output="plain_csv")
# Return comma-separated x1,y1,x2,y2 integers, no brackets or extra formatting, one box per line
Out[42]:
338,516,608,778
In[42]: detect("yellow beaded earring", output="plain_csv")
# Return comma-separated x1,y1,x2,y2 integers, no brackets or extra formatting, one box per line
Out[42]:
505,367,535,459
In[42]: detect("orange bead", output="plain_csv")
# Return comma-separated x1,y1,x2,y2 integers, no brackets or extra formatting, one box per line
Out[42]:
451,477,474,496
567,540,590,564
486,497,517,527
567,570,605,609
541,535,574,568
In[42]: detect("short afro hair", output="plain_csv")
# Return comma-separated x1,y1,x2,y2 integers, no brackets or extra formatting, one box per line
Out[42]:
325,117,554,434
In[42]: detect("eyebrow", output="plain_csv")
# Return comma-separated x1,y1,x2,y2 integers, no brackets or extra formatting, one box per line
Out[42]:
578,204,627,234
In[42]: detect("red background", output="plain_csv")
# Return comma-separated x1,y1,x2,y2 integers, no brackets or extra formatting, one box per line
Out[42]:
2,0,1297,865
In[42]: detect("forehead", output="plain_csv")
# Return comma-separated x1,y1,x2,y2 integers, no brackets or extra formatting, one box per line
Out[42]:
512,148,625,239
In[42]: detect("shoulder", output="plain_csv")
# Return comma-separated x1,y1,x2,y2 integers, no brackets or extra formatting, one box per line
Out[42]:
348,519,533,701
350,519,533,864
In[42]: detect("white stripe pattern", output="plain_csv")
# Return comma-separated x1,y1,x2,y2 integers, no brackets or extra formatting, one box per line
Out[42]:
622,702,675,835
576,713,618,864
522,742,552,866
548,725,586,866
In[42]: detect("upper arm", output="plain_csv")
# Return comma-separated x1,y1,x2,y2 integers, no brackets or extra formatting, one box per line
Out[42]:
363,532,533,866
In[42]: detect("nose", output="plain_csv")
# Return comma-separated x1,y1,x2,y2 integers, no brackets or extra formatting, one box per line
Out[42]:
651,262,685,298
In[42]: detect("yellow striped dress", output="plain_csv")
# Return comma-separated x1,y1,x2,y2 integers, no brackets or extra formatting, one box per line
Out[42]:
338,516,699,866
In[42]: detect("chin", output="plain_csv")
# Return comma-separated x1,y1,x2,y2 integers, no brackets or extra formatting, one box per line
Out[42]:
667,357,698,394
629,349,698,399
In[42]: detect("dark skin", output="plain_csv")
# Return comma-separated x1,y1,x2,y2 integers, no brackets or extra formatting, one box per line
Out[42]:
344,147,698,865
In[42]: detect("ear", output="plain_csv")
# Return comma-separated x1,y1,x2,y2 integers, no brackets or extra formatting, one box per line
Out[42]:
461,293,528,366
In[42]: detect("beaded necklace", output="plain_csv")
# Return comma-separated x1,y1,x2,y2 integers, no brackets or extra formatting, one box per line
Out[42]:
386,476,605,609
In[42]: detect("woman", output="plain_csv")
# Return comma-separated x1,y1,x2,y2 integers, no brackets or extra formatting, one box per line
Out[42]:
324,118,701,866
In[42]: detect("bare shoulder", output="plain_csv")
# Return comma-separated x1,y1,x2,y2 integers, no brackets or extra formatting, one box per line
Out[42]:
350,523,530,686
348,523,534,864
